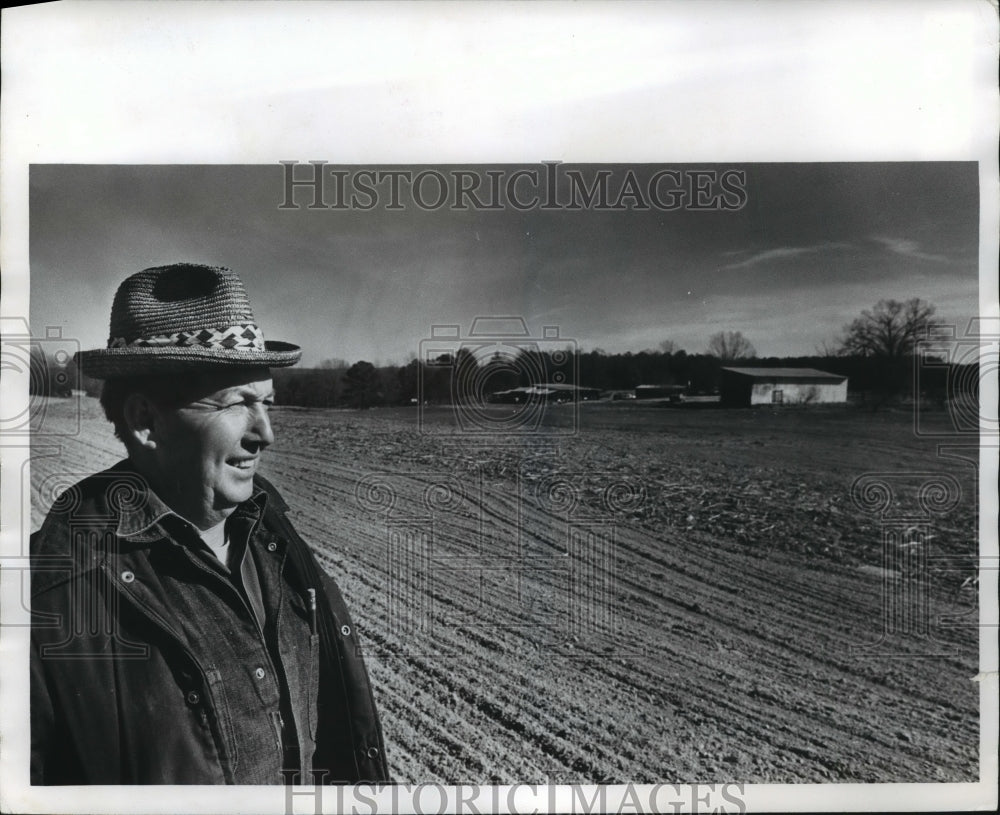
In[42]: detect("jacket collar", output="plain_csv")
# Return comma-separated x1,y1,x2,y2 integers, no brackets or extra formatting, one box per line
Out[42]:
114,476,178,541
111,459,268,543
92,459,267,543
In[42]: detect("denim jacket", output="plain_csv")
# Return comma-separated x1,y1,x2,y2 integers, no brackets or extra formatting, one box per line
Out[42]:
30,460,388,784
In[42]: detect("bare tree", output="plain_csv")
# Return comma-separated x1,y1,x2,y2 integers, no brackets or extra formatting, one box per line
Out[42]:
706,331,757,360
838,298,946,358
814,339,841,358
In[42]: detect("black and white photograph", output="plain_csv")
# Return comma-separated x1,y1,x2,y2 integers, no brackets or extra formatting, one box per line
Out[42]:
1,3,997,814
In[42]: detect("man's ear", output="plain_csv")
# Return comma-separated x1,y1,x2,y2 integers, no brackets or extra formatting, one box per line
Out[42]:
122,393,159,450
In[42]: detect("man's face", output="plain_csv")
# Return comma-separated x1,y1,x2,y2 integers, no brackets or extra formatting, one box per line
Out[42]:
144,368,275,529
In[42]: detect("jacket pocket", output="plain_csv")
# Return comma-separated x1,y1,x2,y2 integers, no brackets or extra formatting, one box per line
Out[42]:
204,668,239,773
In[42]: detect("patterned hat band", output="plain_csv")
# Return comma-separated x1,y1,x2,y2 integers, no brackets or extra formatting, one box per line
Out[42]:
76,264,301,378
109,323,266,351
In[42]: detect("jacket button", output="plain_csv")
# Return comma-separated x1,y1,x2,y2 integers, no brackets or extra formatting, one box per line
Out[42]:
366,746,379,759
121,570,135,583
266,542,278,553
340,625,351,637
186,691,201,705
254,667,266,679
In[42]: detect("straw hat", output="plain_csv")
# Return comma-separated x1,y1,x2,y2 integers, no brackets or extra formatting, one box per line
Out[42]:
75,263,302,378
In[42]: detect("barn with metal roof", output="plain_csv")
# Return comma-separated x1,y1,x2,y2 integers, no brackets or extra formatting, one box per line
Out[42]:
719,367,848,406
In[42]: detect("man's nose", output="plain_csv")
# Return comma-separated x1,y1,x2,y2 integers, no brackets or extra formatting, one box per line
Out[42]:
247,404,275,447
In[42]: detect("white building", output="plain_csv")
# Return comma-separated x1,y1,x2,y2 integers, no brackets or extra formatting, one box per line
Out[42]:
719,367,848,406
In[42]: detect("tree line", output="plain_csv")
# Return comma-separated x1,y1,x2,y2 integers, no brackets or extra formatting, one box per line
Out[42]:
263,350,969,409
30,297,974,408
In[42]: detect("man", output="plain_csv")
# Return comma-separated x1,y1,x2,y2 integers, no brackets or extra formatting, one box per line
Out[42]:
30,263,388,785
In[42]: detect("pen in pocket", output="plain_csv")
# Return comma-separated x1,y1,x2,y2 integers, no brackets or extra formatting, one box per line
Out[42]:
306,588,317,635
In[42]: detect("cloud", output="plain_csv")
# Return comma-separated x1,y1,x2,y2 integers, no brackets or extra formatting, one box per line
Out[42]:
871,236,949,262
719,241,851,270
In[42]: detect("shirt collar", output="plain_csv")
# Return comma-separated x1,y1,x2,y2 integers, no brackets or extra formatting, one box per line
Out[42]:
112,460,268,542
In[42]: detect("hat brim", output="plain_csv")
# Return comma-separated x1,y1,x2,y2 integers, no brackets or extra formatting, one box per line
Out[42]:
75,341,302,379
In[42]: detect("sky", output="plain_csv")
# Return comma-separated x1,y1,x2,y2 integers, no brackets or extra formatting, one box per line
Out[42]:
29,162,979,367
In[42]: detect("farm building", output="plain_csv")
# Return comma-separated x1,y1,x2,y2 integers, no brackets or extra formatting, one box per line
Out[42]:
719,367,848,406
487,383,603,403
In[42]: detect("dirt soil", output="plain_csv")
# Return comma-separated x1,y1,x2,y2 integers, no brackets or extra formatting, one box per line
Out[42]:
29,397,982,784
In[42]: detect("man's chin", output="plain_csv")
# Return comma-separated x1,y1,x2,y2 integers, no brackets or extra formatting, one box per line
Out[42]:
217,480,255,509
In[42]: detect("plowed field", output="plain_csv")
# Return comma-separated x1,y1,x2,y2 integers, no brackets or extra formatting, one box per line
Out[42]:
29,397,981,783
